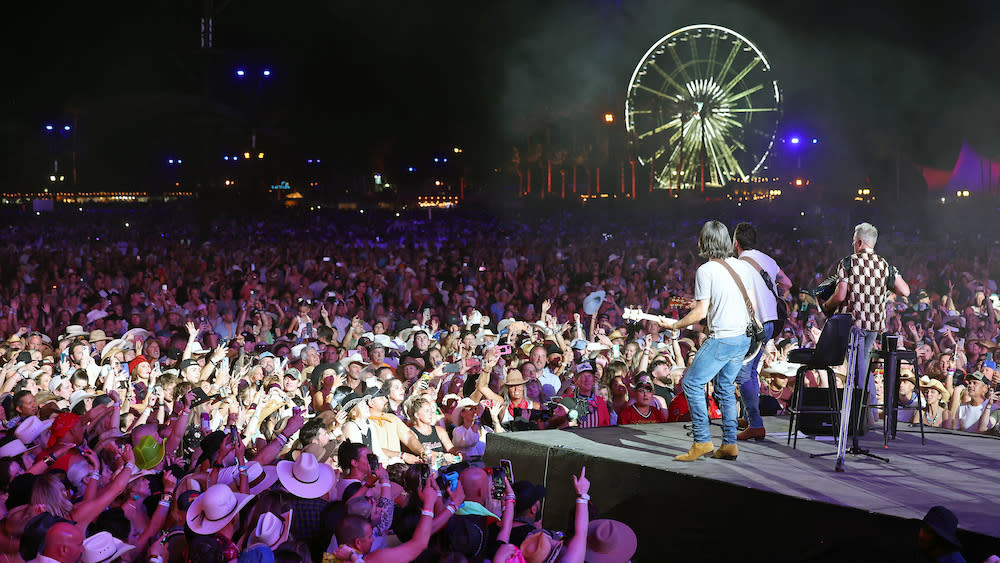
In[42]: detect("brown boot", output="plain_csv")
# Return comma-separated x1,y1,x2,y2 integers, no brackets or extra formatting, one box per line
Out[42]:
712,444,738,460
737,427,766,441
737,418,749,431
675,442,715,461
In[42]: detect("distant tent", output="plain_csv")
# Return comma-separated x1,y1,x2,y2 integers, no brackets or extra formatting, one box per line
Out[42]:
919,141,1000,194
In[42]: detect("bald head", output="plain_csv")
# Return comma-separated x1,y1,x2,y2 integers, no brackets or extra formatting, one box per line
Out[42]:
43,522,84,563
459,467,490,505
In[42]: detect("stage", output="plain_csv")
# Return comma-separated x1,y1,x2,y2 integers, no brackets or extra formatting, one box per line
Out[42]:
484,418,1000,563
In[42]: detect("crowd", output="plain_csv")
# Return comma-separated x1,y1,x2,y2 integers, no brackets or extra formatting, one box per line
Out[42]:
0,203,997,562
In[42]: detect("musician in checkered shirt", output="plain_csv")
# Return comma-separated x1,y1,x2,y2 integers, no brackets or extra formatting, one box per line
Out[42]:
822,223,910,403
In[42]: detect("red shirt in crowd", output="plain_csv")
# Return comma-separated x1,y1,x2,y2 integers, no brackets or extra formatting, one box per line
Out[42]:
619,403,667,425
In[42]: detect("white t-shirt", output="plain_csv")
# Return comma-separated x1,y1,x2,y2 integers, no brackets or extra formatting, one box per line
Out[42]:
694,258,757,339
955,401,999,432
739,249,780,323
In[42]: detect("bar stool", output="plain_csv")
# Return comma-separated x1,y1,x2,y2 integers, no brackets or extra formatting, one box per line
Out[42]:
860,334,925,446
786,314,853,449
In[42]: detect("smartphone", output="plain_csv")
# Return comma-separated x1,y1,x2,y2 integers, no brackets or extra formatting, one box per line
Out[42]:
323,256,331,262
119,364,129,378
367,453,379,471
200,412,211,433
419,463,430,490
442,363,462,373
490,466,505,499
500,458,513,484
494,344,512,355
327,291,335,298
161,284,167,291
230,426,239,442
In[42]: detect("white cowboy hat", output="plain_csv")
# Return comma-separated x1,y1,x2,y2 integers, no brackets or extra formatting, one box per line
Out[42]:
0,439,27,458
69,390,96,412
186,483,255,535
14,416,53,445
217,461,280,496
451,397,479,426
122,328,151,342
189,342,211,355
61,325,88,340
276,452,335,499
248,510,293,550
101,339,132,361
81,531,134,563
86,309,109,324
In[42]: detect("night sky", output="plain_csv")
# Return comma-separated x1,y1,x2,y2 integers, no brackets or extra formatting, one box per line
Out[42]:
2,0,999,191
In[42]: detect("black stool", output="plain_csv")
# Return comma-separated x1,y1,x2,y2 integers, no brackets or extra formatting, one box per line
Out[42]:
786,314,853,449
860,334,925,446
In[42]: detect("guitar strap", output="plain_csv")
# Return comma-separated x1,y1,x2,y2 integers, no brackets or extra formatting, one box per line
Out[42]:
713,259,758,325
740,255,778,297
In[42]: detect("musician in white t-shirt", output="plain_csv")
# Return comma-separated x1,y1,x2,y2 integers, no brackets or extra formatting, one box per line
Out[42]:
732,222,792,441
660,220,758,462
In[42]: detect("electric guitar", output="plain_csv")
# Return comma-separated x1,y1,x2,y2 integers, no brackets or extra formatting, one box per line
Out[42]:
622,306,682,339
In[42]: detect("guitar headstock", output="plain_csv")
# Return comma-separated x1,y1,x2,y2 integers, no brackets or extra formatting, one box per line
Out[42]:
622,306,642,322
668,295,693,309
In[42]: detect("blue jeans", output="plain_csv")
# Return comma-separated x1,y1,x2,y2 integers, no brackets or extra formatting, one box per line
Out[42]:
735,321,776,429
682,334,751,444
851,328,879,405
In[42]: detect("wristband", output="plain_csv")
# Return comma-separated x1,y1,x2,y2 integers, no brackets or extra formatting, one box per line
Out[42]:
276,434,289,445
420,510,435,518
44,454,57,465
436,490,443,497
89,471,101,481
577,493,590,501
576,498,589,504
126,462,139,475
158,500,172,508
238,465,249,473
445,503,457,514
380,483,391,488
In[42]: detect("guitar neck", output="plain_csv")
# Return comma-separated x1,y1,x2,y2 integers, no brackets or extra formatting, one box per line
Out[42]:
629,312,663,324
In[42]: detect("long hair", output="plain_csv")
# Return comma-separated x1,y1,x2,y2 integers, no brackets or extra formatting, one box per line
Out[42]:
698,220,733,259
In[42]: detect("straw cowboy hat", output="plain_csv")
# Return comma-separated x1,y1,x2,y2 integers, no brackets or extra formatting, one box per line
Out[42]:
247,510,293,550
186,483,255,535
920,376,951,405
276,452,335,499
81,531,134,563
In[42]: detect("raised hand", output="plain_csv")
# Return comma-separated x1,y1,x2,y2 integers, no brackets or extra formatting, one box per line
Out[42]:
572,466,590,497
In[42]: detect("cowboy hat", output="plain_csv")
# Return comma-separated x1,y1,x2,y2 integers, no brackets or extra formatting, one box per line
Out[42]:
920,376,951,405
497,318,516,335
81,531,134,563
520,530,563,563
922,505,961,548
186,483,255,535
69,390,96,412
122,328,151,342
0,439,27,458
583,291,606,316
14,416,53,445
218,461,280,496
276,452,335,499
451,397,479,426
504,372,528,386
61,325,88,340
585,519,637,563
248,510,293,550
87,329,112,342
101,339,131,361
134,434,165,470
189,342,211,355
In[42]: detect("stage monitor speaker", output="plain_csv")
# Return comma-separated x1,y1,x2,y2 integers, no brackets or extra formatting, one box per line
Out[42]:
795,388,869,436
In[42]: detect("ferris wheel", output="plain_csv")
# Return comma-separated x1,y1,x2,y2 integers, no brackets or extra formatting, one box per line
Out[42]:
625,24,781,189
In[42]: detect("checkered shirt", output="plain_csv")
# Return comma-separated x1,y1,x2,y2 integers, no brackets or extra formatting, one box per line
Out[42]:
834,250,893,332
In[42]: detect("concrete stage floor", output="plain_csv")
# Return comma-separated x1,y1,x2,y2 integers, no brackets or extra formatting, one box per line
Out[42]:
484,418,1000,562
